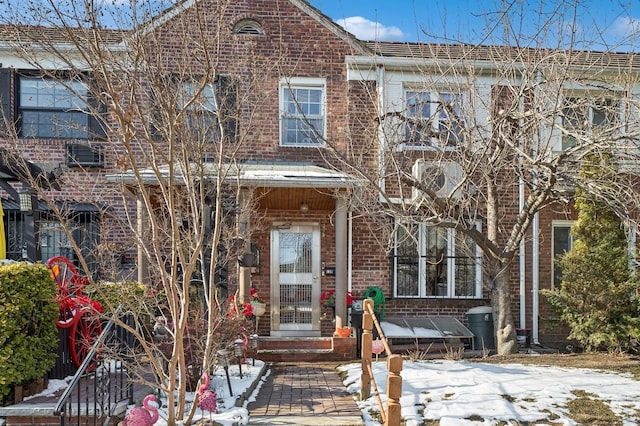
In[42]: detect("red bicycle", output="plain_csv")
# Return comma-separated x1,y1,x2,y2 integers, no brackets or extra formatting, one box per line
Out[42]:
48,256,103,369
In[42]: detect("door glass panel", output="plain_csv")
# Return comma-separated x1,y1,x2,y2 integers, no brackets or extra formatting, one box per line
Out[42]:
278,230,314,328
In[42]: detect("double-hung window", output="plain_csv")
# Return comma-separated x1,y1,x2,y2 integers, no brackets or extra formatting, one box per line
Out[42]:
280,78,325,147
394,222,482,298
552,221,575,288
177,80,219,142
405,89,464,147
561,96,617,150
19,76,90,139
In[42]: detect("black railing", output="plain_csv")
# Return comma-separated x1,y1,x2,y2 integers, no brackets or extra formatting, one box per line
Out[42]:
54,308,135,426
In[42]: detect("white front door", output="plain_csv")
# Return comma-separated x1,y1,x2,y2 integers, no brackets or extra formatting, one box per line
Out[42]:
270,223,321,336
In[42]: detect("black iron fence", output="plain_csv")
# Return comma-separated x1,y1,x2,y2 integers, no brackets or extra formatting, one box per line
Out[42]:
53,308,135,426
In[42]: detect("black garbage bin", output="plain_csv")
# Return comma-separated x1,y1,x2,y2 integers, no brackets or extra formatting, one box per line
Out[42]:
467,306,495,350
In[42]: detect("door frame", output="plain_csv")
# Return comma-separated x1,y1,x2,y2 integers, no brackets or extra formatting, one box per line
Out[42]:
270,222,321,337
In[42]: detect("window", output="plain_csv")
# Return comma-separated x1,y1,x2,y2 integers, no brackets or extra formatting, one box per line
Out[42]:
172,77,237,144
280,78,325,147
19,76,92,139
561,96,617,150
177,80,219,141
552,221,574,288
405,89,463,147
394,222,482,298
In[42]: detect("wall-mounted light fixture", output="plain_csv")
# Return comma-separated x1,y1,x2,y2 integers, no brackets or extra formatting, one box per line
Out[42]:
19,189,33,214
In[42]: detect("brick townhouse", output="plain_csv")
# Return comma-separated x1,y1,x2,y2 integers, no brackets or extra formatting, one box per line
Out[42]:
1,0,639,352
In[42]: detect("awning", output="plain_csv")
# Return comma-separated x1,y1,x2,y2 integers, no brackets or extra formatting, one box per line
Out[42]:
106,162,359,189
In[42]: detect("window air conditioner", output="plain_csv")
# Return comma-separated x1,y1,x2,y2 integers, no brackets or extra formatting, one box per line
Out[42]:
411,159,463,200
66,144,105,168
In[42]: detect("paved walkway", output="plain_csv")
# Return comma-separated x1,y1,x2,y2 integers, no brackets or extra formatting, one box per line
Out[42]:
247,362,364,425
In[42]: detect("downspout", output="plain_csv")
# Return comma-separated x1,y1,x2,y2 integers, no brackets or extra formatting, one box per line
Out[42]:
532,212,540,344
518,87,526,329
376,64,387,201
531,69,543,345
519,176,526,329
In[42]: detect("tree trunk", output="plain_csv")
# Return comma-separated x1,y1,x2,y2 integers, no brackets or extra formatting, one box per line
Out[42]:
491,271,517,355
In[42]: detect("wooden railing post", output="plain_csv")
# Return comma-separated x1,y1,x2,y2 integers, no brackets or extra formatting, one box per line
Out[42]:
360,299,373,400
385,354,403,426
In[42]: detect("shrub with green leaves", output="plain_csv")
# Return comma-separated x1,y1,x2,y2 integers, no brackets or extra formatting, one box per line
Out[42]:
542,154,640,353
0,262,58,401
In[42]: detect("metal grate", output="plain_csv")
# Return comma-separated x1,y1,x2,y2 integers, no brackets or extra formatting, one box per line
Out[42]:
279,283,312,325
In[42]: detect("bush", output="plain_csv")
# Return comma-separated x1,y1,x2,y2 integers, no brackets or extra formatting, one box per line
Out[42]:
542,155,640,353
0,262,59,402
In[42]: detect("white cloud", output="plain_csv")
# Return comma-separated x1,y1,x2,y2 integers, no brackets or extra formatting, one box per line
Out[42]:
335,16,404,41
609,16,640,38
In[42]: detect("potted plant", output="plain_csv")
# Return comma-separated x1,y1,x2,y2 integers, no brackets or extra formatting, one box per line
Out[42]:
249,287,266,317
320,290,355,320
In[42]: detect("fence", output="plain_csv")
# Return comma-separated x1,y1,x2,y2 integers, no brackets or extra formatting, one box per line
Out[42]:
360,298,402,426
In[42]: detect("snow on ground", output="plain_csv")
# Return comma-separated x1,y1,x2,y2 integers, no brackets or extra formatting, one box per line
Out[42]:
28,355,640,425
339,359,640,426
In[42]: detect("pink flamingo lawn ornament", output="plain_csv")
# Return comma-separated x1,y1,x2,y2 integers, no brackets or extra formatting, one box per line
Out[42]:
122,394,159,426
197,372,218,420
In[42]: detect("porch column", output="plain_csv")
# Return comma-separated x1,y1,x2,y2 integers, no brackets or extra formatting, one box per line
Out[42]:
237,188,252,302
137,193,148,285
335,196,348,330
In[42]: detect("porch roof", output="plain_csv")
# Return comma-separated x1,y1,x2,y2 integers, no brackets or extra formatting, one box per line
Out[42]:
107,162,359,189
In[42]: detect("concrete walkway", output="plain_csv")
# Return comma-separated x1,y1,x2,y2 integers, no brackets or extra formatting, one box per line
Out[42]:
246,362,364,425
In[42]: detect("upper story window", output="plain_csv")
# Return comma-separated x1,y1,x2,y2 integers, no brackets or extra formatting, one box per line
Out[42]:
170,77,236,144
19,76,92,139
561,96,618,150
405,89,464,148
394,221,482,298
280,78,326,147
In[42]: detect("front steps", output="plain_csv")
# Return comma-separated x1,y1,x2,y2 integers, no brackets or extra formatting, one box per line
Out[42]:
256,336,357,362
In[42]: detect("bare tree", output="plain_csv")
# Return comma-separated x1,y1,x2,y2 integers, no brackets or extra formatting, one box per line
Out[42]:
0,0,282,422
322,1,640,355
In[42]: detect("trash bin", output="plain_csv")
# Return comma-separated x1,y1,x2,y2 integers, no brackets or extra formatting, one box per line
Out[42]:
467,306,495,350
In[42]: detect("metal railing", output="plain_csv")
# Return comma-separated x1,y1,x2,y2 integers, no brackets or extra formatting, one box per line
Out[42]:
54,307,134,426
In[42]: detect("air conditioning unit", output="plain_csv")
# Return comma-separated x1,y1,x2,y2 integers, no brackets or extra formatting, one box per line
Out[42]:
66,144,104,168
412,160,464,200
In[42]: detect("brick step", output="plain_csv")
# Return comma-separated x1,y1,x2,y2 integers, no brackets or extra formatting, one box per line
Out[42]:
256,337,357,362
257,337,333,351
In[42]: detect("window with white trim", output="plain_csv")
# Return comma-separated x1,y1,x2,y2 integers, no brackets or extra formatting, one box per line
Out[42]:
405,89,464,148
394,222,482,298
561,95,618,150
552,221,575,288
19,76,91,139
280,78,325,147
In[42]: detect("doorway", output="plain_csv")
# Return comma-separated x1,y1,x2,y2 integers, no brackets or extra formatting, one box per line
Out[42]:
270,223,321,336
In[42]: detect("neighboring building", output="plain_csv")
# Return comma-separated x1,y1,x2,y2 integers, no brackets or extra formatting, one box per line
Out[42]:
0,0,638,349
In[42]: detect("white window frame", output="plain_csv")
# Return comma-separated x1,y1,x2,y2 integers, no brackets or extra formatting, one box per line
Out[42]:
552,220,575,288
558,92,619,151
279,77,326,147
403,87,464,150
393,222,482,298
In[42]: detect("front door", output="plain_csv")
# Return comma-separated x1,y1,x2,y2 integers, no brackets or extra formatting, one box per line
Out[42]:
270,223,321,336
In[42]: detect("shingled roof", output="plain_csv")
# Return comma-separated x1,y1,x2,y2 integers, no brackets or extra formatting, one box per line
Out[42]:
0,24,126,45
365,41,640,70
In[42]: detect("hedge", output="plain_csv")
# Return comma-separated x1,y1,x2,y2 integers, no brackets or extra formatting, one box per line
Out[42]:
0,262,58,402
